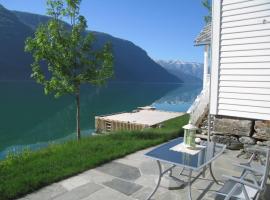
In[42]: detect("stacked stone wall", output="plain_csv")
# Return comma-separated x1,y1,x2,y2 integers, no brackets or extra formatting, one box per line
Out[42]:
198,115,270,150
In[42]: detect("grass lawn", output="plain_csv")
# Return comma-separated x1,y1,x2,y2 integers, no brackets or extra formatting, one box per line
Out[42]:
0,114,189,200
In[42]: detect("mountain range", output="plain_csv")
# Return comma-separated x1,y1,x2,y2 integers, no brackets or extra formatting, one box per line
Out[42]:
156,60,203,84
0,5,181,83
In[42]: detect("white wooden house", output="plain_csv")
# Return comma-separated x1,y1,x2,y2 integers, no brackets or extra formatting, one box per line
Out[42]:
188,0,270,143
187,24,211,126
210,0,270,121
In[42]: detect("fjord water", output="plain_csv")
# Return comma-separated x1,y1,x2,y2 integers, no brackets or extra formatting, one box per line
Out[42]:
0,82,201,159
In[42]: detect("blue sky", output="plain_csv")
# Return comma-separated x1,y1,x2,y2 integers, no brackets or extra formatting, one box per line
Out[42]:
0,0,207,63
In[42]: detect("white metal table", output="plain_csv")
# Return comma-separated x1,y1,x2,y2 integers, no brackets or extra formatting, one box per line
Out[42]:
145,137,226,200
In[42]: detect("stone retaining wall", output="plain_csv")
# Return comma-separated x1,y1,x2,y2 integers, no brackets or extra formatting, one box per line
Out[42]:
213,117,253,137
253,121,270,140
200,115,270,149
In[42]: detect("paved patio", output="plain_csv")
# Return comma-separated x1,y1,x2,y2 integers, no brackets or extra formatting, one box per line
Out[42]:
18,145,269,200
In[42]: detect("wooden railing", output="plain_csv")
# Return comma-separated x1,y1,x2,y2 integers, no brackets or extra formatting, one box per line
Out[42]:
187,75,210,125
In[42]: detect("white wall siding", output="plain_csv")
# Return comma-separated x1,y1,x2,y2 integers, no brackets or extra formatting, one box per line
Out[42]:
219,93,270,101
219,87,270,94
222,4,270,17
219,98,270,107
221,36,270,46
222,17,270,28
219,81,270,88
221,42,270,51
223,9,270,22
221,49,270,57
218,110,270,120
222,23,270,34
220,69,270,75
220,56,270,63
222,30,270,40
210,0,270,120
223,0,270,11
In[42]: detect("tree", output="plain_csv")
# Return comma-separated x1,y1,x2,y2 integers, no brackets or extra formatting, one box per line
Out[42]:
202,0,212,24
25,0,114,140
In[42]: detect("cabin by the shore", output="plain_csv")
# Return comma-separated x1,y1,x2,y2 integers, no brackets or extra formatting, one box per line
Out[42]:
189,0,270,148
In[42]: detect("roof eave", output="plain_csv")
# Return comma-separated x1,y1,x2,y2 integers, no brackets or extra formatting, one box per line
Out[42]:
194,41,211,46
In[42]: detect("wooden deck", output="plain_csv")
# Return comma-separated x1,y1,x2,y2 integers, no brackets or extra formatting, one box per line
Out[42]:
95,108,184,133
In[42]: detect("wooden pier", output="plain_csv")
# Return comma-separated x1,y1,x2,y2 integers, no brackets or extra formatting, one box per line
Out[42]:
95,107,184,133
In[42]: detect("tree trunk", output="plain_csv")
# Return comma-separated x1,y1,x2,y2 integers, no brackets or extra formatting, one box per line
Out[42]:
76,87,81,140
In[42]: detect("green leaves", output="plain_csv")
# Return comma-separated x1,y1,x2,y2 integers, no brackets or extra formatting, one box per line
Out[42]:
25,0,114,141
25,0,114,98
202,0,212,24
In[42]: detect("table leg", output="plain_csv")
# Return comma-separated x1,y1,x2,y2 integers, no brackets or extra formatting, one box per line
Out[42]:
146,160,162,200
209,163,220,185
169,167,173,177
187,169,193,200
179,167,185,176
202,166,206,178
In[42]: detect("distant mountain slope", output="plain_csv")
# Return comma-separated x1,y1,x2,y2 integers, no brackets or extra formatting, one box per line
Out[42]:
0,5,34,80
156,60,203,84
0,7,181,83
13,11,52,30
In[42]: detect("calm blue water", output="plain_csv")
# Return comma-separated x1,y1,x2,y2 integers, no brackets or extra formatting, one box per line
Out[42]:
0,82,201,159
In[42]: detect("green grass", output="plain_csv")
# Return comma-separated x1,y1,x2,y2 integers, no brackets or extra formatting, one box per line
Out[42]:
0,114,189,200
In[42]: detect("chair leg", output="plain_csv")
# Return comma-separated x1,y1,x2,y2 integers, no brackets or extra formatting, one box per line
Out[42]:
255,186,267,200
209,163,220,185
224,183,241,200
254,193,261,200
146,160,162,200
187,169,193,200
242,185,251,200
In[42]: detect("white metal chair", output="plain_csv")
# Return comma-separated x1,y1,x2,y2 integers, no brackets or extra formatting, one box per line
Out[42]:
238,146,269,179
215,147,270,200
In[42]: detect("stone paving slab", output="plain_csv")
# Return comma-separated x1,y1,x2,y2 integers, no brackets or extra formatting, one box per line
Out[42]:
59,176,90,191
96,161,141,181
131,187,167,200
17,143,270,200
53,182,103,200
135,175,157,188
78,169,114,184
131,187,154,200
103,178,142,196
116,157,143,168
154,191,179,200
81,188,134,200
18,183,67,200
139,160,159,175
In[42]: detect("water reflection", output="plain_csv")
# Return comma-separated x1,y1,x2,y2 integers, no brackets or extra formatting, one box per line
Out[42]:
0,82,201,158
152,85,202,112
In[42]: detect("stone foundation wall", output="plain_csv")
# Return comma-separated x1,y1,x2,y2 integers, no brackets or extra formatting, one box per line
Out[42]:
213,117,253,137
200,115,270,150
253,121,270,140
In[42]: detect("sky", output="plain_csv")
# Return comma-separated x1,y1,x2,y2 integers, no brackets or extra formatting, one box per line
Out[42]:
0,0,207,63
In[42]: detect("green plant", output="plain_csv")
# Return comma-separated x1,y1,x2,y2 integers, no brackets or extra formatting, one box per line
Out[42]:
202,0,212,24
25,0,114,140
